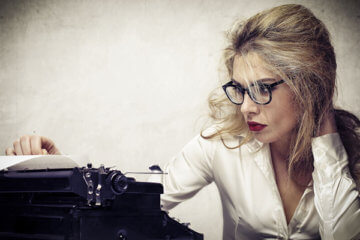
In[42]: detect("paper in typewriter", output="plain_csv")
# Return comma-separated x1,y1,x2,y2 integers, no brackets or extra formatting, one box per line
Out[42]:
0,155,89,170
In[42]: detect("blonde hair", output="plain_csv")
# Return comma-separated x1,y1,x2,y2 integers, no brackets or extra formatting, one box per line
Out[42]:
202,4,360,186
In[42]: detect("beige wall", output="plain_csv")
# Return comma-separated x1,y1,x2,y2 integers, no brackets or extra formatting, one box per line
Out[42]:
0,0,359,239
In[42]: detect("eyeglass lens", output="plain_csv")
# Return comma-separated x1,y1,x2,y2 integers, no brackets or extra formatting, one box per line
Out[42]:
225,84,271,104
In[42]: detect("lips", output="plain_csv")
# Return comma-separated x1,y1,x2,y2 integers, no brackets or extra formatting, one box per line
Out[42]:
247,121,267,131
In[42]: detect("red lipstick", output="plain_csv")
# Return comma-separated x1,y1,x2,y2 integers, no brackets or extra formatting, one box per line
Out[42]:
247,121,267,131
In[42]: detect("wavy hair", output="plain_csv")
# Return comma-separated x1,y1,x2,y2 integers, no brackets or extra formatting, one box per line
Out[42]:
202,4,360,187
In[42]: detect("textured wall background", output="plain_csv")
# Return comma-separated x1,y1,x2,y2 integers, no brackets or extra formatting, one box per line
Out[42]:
0,0,359,239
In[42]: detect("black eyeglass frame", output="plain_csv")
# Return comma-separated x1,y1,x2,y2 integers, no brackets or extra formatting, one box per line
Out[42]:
222,79,285,105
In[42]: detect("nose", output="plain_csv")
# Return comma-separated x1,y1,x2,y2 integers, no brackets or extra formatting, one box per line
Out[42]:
240,92,259,116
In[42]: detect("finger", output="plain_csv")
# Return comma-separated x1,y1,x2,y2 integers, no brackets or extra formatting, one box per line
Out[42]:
5,147,16,156
30,135,42,155
13,140,23,155
20,135,32,155
41,136,60,155
42,149,48,155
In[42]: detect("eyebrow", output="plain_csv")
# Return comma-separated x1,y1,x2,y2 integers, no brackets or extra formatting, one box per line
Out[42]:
231,78,277,87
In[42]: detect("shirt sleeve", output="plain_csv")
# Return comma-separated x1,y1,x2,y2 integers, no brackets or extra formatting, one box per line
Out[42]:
148,134,216,211
312,133,360,240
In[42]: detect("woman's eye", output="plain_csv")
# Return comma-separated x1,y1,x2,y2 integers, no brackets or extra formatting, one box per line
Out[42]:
258,84,268,94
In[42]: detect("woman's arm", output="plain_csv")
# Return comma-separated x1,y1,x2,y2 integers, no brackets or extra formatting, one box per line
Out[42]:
312,113,360,239
148,133,216,211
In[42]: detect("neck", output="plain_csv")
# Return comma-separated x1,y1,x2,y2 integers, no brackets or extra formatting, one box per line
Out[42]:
269,135,293,187
270,134,293,162
270,132,312,187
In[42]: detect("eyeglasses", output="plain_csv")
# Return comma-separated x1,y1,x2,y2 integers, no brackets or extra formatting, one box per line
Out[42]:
222,79,285,105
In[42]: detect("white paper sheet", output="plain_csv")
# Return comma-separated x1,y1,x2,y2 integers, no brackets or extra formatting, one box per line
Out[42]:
0,155,89,170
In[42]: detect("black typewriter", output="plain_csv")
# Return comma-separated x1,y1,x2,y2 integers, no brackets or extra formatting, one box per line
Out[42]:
0,164,203,240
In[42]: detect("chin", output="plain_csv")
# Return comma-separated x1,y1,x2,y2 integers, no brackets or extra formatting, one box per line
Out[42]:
252,131,283,144
253,136,272,144
252,127,295,145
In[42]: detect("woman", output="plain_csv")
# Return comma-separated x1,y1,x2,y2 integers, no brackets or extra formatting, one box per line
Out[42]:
6,4,360,239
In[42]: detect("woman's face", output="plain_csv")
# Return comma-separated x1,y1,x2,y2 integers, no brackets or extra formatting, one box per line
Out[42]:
232,53,299,144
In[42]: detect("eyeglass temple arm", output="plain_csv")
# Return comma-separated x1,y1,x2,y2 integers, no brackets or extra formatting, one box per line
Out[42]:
269,79,285,88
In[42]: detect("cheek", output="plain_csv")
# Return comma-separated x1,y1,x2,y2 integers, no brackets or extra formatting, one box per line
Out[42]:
264,93,299,130
257,107,298,144
273,101,299,130
278,87,298,116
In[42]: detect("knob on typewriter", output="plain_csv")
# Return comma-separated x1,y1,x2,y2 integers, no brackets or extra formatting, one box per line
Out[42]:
111,173,129,195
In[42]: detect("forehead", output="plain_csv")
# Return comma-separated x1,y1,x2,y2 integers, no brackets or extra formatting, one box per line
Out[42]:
232,53,277,84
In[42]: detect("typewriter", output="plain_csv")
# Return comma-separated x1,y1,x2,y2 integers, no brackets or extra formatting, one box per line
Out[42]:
0,164,203,240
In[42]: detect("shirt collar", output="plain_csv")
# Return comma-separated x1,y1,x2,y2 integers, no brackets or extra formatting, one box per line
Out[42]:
242,137,264,153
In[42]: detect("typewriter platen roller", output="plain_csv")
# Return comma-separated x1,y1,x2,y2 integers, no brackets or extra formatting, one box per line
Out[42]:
0,164,204,240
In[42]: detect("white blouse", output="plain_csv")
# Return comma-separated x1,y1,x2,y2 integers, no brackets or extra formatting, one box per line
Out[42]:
150,131,360,239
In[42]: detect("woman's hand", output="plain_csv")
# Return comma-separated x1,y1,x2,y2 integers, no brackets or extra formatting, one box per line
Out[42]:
5,135,61,155
317,109,338,137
